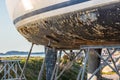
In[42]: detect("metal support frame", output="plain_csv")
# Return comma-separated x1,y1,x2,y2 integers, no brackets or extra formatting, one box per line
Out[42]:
77,45,120,80
38,46,58,80
0,60,26,80
38,49,81,80
50,50,62,80
37,45,120,80
38,46,49,80
20,43,34,79
0,43,34,80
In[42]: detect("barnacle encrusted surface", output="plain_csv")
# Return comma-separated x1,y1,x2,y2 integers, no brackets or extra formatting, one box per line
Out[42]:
17,3,120,49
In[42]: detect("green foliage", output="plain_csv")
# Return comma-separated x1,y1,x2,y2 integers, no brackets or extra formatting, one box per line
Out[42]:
1,57,80,80
101,71,116,75
20,57,44,80
0,57,44,80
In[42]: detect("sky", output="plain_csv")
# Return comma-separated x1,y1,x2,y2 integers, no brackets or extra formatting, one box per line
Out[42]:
0,0,44,53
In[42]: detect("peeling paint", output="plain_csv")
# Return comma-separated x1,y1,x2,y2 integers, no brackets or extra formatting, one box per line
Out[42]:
17,3,120,49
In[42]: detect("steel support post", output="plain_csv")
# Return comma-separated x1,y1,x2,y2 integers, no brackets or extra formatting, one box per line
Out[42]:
87,49,101,80
45,47,57,80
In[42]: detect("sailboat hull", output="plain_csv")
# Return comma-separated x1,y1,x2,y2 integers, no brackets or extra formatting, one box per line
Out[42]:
6,0,120,49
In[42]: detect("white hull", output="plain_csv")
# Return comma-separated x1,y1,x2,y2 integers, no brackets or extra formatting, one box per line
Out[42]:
6,0,120,49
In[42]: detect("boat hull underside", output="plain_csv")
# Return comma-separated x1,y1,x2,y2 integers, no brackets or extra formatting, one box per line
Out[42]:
17,3,120,49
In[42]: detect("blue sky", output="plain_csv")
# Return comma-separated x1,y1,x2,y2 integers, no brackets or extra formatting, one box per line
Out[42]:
0,0,44,53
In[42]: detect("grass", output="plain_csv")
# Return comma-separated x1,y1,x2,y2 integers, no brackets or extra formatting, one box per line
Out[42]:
0,57,44,80
0,57,80,80
1,57,116,80
101,71,116,75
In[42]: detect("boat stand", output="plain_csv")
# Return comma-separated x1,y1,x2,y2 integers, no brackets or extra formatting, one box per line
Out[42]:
0,60,26,80
38,45,120,80
77,45,120,80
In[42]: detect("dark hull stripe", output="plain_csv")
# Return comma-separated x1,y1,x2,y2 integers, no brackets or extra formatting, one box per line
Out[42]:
14,0,89,24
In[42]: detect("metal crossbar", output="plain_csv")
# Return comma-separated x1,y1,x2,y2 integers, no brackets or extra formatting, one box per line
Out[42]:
38,47,49,80
88,49,118,80
55,51,62,80
80,45,120,49
56,50,83,80
107,49,119,74
50,50,62,80
37,45,120,80
79,45,120,80
20,43,34,79
0,60,26,80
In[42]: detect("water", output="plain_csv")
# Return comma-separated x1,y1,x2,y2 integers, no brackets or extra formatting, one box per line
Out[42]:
0,54,45,57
